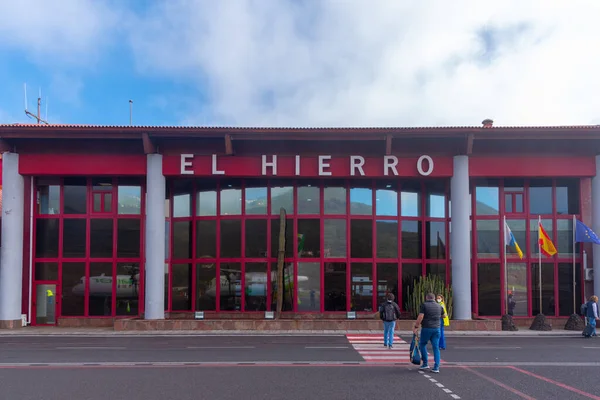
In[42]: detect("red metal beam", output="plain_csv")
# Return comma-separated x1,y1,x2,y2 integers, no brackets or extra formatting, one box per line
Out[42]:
141,133,156,154
0,139,12,153
385,135,392,155
225,134,233,155
466,134,474,155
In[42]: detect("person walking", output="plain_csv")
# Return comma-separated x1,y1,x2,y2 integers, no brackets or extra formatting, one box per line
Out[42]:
583,295,599,337
379,293,401,348
436,294,450,350
413,292,445,373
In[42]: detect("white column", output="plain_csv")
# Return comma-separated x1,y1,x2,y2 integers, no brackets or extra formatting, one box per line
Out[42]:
0,152,24,327
144,154,166,319
450,155,472,320
592,155,600,297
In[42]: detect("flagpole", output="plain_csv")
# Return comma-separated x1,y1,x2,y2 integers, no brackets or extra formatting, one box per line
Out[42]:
572,215,576,315
503,215,508,314
538,215,542,314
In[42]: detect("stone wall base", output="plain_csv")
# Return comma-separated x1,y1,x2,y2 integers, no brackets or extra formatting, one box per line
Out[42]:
0,320,23,329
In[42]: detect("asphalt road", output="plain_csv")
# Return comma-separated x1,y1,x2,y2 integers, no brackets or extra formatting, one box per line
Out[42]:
1,334,599,400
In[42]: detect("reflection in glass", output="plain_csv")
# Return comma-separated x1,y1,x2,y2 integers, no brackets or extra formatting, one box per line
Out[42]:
35,262,58,281
477,263,501,316
324,183,346,214
298,184,320,214
171,263,191,311
426,182,446,218
115,262,140,317
63,219,86,258
245,263,268,311
351,263,373,311
196,220,216,258
173,221,192,259
271,219,293,258
35,284,56,324
117,219,141,258
475,186,499,215
324,262,346,311
505,220,526,259
530,219,553,256
556,179,579,215
324,219,346,258
476,220,499,258
220,180,242,215
376,185,397,216
63,178,87,214
271,186,293,214
402,263,422,308
298,219,320,258
351,220,372,258
220,220,242,258
196,263,217,311
245,219,267,258
376,220,398,258
245,185,267,215
350,187,372,215
271,262,293,311
529,179,553,215
61,262,86,316
402,221,422,259
173,180,192,217
557,219,577,257
401,182,420,217
220,262,242,311
427,263,446,283
35,219,59,258
197,181,217,216
90,219,113,258
164,263,169,311
118,186,141,214
506,263,528,316
558,262,581,316
37,179,60,214
426,222,446,259
376,263,398,305
531,262,555,316
297,262,320,311
89,262,113,316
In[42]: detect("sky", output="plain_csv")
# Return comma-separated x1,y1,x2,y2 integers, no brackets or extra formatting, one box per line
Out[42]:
1,1,600,127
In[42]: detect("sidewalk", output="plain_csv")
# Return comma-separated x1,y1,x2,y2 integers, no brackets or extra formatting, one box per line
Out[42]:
0,327,582,336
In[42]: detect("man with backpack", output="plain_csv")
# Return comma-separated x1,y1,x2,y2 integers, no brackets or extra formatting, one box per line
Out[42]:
379,293,401,348
582,295,599,338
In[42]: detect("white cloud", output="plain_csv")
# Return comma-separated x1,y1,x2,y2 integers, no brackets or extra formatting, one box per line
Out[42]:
127,0,600,127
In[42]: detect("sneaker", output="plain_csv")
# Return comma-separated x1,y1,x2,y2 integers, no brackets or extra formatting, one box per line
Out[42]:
431,367,439,373
419,365,429,371
384,344,388,347
389,345,393,349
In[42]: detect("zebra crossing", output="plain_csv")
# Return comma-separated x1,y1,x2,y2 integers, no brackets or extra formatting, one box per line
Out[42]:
346,333,446,364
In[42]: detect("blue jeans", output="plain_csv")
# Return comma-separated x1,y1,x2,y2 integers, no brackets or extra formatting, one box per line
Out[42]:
419,327,441,369
383,321,396,346
588,317,597,336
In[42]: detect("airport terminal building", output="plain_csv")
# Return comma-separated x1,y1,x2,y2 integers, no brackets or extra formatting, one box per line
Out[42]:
0,121,598,328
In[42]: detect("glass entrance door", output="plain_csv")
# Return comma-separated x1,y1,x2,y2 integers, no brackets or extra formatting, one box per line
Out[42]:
35,284,57,325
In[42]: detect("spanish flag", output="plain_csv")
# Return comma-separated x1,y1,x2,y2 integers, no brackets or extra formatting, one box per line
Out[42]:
538,220,557,257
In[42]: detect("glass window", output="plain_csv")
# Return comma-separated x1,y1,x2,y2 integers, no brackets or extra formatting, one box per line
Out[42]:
427,263,446,283
324,262,346,311
426,222,446,259
164,185,171,218
506,262,528,316
63,177,87,214
475,184,499,215
271,185,293,215
245,182,267,215
63,219,86,258
375,183,397,216
116,262,140,316
220,262,241,311
164,263,169,311
376,220,398,258
173,180,192,217
197,181,217,217
61,262,86,316
351,263,373,312
298,183,320,214
529,179,553,215
196,262,217,311
270,218,293,258
90,219,113,258
92,178,112,191
37,179,60,215
351,220,372,258
165,221,170,259
271,262,293,311
476,220,499,258
477,263,501,316
401,182,421,217
35,219,59,258
245,263,268,311
35,262,58,281
530,219,553,256
171,263,192,311
402,263,422,310
117,185,141,215
558,262,581,316
297,262,321,312
376,263,398,305
350,187,372,215
426,182,446,218
324,181,346,214
531,262,555,316
556,179,579,215
245,219,267,258
88,262,113,316
402,221,422,259
172,221,192,259
117,219,141,258
557,219,577,257
221,220,242,258
298,219,320,258
505,219,526,259
504,179,524,214
324,219,346,258
220,180,242,216
196,220,217,258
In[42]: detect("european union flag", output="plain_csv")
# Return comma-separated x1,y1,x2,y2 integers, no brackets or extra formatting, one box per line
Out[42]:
575,220,600,244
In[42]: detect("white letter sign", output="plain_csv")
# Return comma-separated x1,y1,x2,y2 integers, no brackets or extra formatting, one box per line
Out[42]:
417,155,434,176
212,154,225,175
318,155,332,176
180,154,193,175
262,155,277,176
384,156,398,176
350,156,365,176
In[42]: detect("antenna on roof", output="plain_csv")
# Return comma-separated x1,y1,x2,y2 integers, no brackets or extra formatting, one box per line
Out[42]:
23,83,49,125
129,100,133,126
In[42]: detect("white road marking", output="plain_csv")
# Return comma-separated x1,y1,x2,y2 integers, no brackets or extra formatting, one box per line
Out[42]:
305,346,349,349
451,395,461,399
436,383,445,388
186,346,255,349
56,347,126,350
429,378,438,383
418,366,461,400
443,388,452,393
583,346,600,349
453,346,521,350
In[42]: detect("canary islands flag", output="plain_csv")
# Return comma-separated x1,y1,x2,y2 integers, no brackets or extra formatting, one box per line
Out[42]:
538,221,557,257
575,219,600,245
504,220,523,259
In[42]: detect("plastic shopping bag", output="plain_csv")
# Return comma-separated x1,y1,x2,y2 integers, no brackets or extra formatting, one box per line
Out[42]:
409,333,421,365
